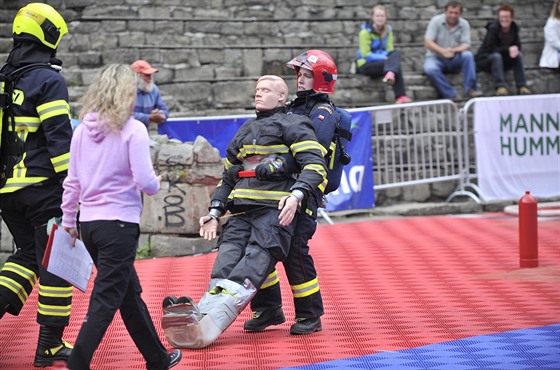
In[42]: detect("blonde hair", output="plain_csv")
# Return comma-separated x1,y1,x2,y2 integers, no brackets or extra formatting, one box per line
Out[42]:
79,64,137,132
372,5,388,36
256,75,289,105
552,0,560,19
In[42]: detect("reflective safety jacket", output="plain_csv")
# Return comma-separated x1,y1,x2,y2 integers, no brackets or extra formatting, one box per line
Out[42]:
0,64,72,193
213,109,327,210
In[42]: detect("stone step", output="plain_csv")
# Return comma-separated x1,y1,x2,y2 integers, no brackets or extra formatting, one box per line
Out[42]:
103,67,556,116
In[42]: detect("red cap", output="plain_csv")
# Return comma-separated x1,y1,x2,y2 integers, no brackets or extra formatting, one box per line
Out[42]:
131,60,159,74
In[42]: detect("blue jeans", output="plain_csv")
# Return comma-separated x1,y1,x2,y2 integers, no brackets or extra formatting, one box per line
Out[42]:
424,51,478,99
477,52,527,88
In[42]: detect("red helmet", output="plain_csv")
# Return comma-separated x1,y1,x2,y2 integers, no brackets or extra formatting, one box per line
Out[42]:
286,49,337,94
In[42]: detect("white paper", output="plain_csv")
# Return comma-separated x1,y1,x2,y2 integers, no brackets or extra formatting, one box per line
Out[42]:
47,228,94,292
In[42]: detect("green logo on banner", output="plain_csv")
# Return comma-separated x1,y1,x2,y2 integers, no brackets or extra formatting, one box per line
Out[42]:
499,113,560,156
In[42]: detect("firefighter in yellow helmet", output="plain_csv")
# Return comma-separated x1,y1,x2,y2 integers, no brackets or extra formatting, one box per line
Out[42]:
0,3,73,367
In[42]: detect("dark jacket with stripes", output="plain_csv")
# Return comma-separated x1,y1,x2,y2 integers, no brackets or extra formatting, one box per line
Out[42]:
213,108,327,210
0,64,72,193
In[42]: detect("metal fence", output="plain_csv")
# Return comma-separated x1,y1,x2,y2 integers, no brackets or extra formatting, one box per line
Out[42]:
349,99,473,200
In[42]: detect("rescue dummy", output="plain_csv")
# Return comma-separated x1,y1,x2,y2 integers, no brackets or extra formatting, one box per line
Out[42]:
162,75,327,348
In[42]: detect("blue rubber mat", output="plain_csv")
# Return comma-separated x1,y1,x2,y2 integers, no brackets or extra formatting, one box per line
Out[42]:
282,324,560,370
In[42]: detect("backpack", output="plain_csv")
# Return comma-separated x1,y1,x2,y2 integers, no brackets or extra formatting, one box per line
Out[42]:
0,63,53,187
324,105,352,194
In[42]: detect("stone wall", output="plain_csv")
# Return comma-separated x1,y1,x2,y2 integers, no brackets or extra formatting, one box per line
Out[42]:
0,0,558,261
0,135,223,263
0,0,557,115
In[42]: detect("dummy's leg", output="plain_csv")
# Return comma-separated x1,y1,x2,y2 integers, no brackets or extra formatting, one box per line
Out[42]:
163,209,293,348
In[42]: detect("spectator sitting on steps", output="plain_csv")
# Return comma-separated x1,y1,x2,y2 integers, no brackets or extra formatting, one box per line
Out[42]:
539,0,560,69
475,3,532,96
423,0,482,101
354,5,412,104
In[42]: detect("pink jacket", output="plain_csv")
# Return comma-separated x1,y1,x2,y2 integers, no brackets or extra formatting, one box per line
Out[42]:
61,113,159,228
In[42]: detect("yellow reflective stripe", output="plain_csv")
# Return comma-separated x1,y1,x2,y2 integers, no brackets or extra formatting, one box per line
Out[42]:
37,100,70,121
291,277,320,298
238,144,289,159
318,180,327,193
3,262,38,284
225,158,235,170
38,284,73,298
260,270,280,289
328,142,337,170
37,302,71,317
51,152,70,172
12,152,27,180
10,116,41,132
0,277,30,304
290,140,327,156
231,188,290,201
0,176,49,193
302,163,327,177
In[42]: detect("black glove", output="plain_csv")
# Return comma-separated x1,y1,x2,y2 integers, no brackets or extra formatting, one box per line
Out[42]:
255,155,286,180
225,164,243,183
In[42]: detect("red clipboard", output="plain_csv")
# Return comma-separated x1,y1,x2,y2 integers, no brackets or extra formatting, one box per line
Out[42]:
42,223,58,269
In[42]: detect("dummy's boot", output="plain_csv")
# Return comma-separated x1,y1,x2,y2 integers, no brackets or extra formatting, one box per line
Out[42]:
164,278,257,349
33,325,73,367
243,307,286,332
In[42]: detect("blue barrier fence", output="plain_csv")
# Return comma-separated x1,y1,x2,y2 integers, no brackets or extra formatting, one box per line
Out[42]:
161,111,375,212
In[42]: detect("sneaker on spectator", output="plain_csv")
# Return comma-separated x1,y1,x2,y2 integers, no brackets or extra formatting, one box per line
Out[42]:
382,71,395,85
496,87,508,96
518,86,531,95
395,95,412,104
467,89,483,98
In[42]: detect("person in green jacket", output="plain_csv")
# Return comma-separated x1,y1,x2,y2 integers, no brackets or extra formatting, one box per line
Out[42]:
355,5,411,104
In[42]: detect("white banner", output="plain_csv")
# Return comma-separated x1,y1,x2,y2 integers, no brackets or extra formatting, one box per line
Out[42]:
474,94,560,201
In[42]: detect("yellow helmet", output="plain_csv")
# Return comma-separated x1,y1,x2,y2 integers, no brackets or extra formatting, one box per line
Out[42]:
12,3,68,50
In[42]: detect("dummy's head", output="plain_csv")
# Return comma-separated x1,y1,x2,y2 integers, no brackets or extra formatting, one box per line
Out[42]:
254,75,289,112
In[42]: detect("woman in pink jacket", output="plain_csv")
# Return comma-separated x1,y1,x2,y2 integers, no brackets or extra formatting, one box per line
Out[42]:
61,64,182,370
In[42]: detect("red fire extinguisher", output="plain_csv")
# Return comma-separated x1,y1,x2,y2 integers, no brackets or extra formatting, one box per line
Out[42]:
519,191,538,268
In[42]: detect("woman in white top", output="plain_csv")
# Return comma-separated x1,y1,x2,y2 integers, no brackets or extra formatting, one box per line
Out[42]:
540,0,560,68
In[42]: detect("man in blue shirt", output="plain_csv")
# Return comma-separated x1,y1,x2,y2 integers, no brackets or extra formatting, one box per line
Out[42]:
131,60,169,130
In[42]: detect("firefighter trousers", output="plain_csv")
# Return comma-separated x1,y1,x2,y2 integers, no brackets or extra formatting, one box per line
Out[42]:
0,179,72,326
250,209,324,319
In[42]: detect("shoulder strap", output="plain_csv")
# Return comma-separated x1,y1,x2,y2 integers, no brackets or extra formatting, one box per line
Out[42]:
1,63,53,149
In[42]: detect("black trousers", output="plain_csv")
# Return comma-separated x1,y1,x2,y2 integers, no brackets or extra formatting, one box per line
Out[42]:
66,220,168,370
0,179,72,326
250,208,324,319
211,207,296,289
357,50,407,98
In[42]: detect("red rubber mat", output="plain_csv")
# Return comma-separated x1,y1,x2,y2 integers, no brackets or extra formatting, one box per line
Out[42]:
0,214,558,369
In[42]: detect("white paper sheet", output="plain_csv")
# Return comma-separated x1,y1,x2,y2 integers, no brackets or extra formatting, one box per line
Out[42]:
46,227,93,292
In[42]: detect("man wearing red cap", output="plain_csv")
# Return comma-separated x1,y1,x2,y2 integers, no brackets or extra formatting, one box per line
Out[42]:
130,60,169,131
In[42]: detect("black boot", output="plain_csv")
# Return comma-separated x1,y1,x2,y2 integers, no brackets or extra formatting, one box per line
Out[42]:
243,307,286,332
33,325,73,367
289,317,322,335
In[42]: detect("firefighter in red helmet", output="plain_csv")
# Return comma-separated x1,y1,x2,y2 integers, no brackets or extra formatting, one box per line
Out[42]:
245,50,341,335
